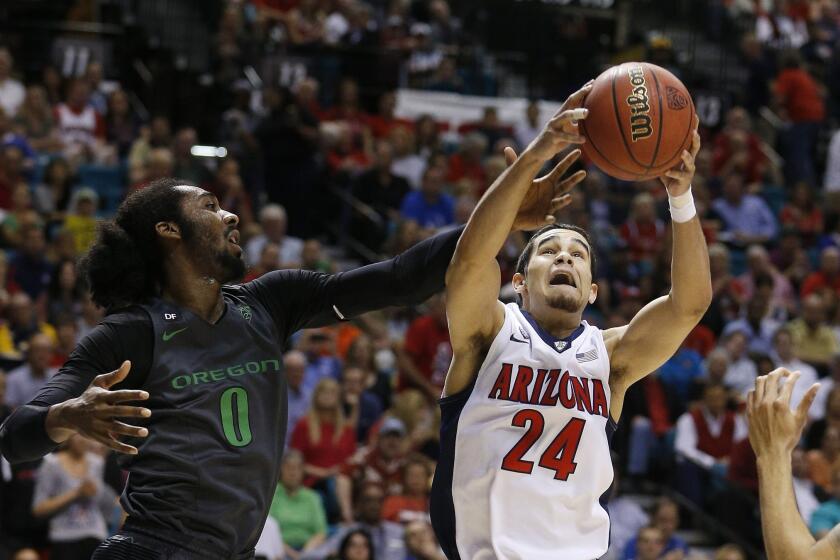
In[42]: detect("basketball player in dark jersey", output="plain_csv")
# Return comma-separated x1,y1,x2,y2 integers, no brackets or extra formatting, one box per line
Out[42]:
0,177,558,559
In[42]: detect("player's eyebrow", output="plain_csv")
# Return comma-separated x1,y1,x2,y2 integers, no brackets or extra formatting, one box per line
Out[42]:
536,235,591,256
198,192,219,204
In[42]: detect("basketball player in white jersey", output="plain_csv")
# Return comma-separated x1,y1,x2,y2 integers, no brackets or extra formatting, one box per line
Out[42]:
430,83,710,560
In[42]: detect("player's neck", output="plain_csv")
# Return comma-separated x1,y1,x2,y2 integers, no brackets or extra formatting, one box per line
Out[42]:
161,259,224,323
525,305,582,339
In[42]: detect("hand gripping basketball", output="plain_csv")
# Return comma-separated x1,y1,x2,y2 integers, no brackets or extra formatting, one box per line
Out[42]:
47,360,152,454
525,81,593,161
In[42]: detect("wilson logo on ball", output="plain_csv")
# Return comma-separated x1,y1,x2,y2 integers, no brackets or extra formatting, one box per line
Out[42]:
666,86,688,110
626,65,652,142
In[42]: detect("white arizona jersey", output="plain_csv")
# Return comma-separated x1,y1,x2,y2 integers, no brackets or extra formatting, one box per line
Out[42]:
431,303,616,560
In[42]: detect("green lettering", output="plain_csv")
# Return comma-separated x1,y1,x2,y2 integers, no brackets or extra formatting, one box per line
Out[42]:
209,369,225,381
245,362,260,374
228,364,245,377
220,387,252,447
172,375,190,389
193,372,209,384
261,359,280,371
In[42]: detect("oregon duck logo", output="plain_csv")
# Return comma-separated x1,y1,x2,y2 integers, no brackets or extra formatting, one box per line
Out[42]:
626,66,653,142
238,304,252,321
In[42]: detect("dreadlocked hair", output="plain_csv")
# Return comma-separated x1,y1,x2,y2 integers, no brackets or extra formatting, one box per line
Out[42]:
80,178,193,311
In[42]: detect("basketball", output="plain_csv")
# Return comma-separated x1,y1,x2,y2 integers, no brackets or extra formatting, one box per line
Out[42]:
580,62,696,182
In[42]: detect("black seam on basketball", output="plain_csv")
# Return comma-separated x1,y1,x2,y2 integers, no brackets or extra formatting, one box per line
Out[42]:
580,117,644,178
611,66,647,169
660,96,695,168
647,68,664,171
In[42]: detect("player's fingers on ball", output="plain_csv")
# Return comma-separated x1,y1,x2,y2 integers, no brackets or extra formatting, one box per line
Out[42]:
664,169,690,181
108,421,149,438
107,405,152,418
556,108,588,125
103,389,149,403
691,130,701,156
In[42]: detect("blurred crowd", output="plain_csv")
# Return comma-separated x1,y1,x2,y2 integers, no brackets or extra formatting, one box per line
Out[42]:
5,0,840,559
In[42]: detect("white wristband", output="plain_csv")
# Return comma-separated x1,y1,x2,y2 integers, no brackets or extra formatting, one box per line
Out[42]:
669,186,696,223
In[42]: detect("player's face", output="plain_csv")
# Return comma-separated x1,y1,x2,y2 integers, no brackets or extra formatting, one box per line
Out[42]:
178,187,245,284
515,230,596,314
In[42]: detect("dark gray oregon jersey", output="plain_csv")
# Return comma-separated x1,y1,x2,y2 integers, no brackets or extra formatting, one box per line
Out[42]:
123,287,286,555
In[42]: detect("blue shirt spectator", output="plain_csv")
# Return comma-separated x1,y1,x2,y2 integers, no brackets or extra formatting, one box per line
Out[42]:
400,166,455,228
657,346,704,402
712,173,778,245
810,498,840,536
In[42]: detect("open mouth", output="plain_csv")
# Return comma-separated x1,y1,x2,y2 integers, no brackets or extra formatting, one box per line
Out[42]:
549,271,576,287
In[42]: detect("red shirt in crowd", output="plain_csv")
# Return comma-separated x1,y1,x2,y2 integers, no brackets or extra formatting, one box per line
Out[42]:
401,315,452,392
775,68,826,123
447,153,486,194
780,205,823,240
381,495,429,524
691,408,736,459
619,220,665,263
683,324,716,358
341,446,406,496
290,416,356,487
800,271,840,298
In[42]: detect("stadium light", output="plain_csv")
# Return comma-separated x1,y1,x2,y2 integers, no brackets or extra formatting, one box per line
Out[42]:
190,145,228,158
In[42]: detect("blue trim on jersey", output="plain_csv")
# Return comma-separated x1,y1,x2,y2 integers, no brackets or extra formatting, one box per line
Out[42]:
520,309,585,354
599,416,619,553
430,379,477,560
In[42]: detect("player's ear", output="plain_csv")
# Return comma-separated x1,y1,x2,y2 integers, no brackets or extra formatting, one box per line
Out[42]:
512,272,526,296
155,221,181,241
588,282,598,305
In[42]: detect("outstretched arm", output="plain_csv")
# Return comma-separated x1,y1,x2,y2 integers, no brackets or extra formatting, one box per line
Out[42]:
605,120,712,400
444,84,591,396
747,369,835,560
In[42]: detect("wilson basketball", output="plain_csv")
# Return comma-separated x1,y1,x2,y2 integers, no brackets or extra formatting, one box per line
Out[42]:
580,62,695,182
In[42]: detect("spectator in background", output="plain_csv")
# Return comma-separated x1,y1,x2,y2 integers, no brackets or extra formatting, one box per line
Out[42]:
41,64,63,106
812,355,840,421
9,224,53,302
300,240,335,274
0,48,25,118
47,259,82,323
625,526,665,560
774,50,826,185
806,424,840,494
172,127,209,186
400,167,455,230
403,520,445,560
810,466,840,538
801,246,840,298
721,331,759,395
414,115,441,159
620,192,665,270
342,365,383,442
772,327,819,409
712,107,769,185
55,79,107,164
605,467,650,559
397,294,450,400
291,378,357,491
105,89,141,159
337,417,408,523
333,530,373,560
425,57,463,94
381,459,431,524
737,244,795,319
514,101,541,150
63,188,99,256
675,383,747,504
712,172,778,247
5,333,57,408
32,434,115,560
76,292,103,341
246,204,304,269
14,85,62,153
285,350,312,445
351,139,411,251
33,157,74,222
367,91,411,140
207,157,253,227
806,387,840,450
780,182,823,245
49,315,78,368
788,293,838,372
622,499,689,560
244,242,281,282
0,146,30,213
2,183,35,248
721,296,780,356
304,483,405,560
83,61,109,116
447,132,487,196
127,115,171,174
269,450,328,559
389,126,426,190
129,147,175,192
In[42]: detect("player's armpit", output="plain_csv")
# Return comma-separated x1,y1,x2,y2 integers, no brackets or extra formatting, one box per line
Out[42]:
445,257,505,352
810,524,840,560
